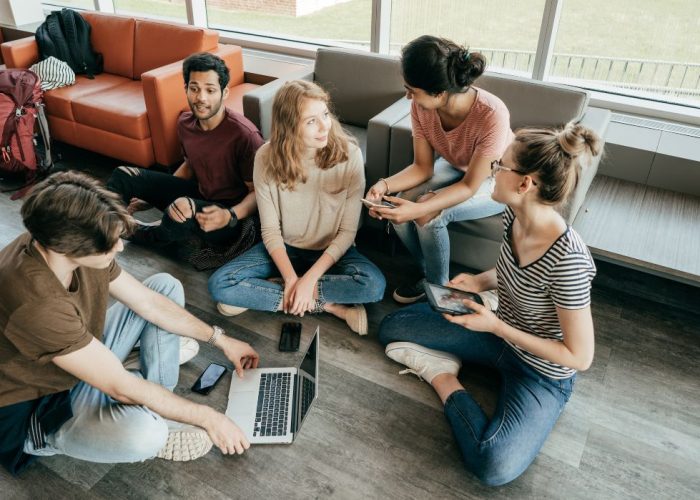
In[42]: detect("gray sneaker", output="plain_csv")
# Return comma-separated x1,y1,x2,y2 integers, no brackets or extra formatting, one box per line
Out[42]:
157,424,213,461
385,342,461,383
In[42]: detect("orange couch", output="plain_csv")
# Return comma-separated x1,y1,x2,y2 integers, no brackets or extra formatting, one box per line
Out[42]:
0,12,259,167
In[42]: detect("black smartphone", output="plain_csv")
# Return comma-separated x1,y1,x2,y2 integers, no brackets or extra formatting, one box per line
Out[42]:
279,322,301,352
191,363,227,395
424,283,484,315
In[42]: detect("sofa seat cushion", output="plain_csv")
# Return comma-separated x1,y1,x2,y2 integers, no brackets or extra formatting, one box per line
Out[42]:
223,83,261,114
72,81,150,140
340,123,367,160
451,213,504,243
44,74,131,121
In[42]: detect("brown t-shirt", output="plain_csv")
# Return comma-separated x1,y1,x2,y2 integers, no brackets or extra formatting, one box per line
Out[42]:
0,234,121,407
178,107,264,206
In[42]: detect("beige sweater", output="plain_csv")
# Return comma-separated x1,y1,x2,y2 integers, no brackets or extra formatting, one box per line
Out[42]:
253,142,365,262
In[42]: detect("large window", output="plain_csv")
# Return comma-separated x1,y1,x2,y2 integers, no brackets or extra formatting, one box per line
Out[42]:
205,0,372,50
389,0,546,77
548,0,700,105
113,0,188,23
44,0,94,9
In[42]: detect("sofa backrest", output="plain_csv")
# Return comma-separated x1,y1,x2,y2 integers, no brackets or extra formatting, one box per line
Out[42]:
81,11,219,80
477,72,589,129
314,48,405,128
82,12,135,79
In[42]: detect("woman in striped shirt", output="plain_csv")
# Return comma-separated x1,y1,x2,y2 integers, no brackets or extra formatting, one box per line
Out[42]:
366,35,513,303
378,122,600,486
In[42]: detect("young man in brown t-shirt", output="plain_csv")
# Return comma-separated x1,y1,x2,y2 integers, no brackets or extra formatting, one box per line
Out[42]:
0,172,259,475
107,52,264,264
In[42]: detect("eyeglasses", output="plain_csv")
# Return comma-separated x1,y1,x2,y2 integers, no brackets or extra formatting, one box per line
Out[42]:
491,160,538,185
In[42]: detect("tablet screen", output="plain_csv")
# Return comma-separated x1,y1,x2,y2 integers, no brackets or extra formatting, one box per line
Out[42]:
425,284,481,314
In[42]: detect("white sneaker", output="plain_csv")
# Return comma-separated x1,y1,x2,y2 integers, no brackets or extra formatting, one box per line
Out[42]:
385,342,461,383
216,302,248,317
157,424,213,462
123,337,200,371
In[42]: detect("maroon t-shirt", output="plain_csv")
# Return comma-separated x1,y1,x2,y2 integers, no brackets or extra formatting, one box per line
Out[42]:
177,108,264,205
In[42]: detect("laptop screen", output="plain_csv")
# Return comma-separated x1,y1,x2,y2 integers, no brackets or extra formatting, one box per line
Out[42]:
293,329,318,435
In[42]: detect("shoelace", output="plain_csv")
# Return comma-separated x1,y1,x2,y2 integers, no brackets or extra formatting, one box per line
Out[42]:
398,368,424,381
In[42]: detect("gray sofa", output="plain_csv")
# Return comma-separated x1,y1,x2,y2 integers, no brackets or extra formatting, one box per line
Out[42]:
242,47,409,188
384,72,611,271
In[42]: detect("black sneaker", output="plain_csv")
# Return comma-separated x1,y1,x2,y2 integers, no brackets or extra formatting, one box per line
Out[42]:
125,220,165,246
392,279,427,304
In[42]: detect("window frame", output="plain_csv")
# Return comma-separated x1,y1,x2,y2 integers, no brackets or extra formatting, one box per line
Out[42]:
36,0,700,124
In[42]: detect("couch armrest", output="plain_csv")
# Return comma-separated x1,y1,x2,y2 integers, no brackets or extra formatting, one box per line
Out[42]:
141,58,189,167
365,96,410,188
1,37,39,69
387,114,414,178
561,106,611,223
142,44,246,167
242,68,313,139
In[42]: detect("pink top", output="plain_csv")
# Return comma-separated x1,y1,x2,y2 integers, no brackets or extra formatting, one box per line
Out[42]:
411,87,514,171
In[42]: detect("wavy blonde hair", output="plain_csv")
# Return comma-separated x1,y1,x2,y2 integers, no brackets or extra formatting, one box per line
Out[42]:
267,80,355,189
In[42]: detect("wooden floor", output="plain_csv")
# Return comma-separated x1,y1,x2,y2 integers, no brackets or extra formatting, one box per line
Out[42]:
574,175,700,285
1,147,699,499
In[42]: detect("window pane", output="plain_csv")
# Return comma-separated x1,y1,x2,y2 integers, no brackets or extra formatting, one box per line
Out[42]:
205,0,372,50
113,0,187,23
549,0,700,106
389,0,546,77
43,0,95,9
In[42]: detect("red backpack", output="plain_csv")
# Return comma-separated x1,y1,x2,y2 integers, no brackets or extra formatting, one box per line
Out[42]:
0,69,54,199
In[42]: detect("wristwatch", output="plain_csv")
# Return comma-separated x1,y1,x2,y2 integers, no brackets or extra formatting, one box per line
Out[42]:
207,325,225,346
227,207,238,229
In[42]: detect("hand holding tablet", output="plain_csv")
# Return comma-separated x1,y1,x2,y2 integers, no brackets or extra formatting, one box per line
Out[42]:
424,282,484,315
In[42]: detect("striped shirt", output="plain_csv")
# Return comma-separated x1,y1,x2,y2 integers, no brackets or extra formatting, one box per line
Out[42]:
496,207,596,379
411,87,514,170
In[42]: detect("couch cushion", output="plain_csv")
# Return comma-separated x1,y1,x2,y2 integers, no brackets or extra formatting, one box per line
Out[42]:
340,123,367,160
223,82,261,114
451,213,504,242
44,73,131,121
477,73,589,129
314,48,404,128
133,20,218,79
82,12,135,79
72,80,150,140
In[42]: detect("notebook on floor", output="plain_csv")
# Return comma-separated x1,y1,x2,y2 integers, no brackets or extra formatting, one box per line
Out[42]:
225,327,319,444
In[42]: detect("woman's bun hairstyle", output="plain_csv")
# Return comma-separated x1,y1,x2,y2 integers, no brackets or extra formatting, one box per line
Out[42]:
513,122,602,205
401,35,486,95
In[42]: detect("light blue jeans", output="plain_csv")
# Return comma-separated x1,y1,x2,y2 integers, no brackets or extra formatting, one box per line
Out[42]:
24,273,183,463
209,242,386,311
393,158,505,285
379,303,574,486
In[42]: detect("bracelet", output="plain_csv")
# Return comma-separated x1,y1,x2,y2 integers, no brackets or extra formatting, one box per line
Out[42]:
378,178,390,193
207,325,224,346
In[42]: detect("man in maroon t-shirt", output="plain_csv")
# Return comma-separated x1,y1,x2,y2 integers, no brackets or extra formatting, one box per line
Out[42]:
108,53,264,265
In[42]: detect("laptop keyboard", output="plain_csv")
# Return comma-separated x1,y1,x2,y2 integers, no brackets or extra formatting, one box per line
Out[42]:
254,372,290,437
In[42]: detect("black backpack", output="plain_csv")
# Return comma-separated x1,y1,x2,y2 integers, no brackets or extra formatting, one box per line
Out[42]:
36,8,103,79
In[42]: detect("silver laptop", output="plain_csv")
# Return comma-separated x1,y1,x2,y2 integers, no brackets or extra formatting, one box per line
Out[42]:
225,328,319,444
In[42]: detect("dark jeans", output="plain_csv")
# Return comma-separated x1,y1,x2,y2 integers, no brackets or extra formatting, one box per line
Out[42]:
378,303,574,486
107,166,239,246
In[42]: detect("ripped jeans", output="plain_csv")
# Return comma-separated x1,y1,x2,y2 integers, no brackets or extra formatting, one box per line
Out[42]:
107,166,239,246
392,158,504,285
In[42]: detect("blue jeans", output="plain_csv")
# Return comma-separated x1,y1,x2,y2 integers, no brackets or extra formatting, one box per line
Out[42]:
24,274,183,463
392,158,504,285
209,242,387,311
378,303,574,486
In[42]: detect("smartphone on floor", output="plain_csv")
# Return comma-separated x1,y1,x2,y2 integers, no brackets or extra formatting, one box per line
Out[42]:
191,363,227,395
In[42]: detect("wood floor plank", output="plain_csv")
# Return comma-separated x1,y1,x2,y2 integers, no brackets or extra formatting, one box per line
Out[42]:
2,154,699,497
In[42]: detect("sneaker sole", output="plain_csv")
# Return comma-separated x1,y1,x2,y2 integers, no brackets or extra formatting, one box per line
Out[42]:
392,290,426,304
216,303,249,317
157,428,213,462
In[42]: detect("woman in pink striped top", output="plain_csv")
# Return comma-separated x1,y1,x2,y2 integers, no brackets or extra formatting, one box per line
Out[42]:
368,36,513,302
